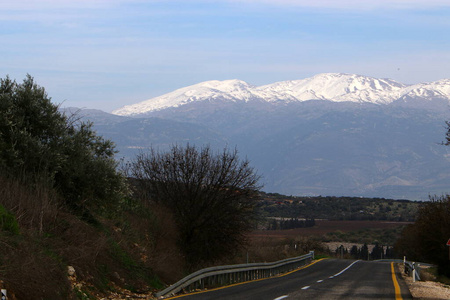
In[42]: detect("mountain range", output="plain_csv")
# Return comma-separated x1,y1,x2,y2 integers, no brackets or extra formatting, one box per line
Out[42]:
74,73,450,200
112,73,450,115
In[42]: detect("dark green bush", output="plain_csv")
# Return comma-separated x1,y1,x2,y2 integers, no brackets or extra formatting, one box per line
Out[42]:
0,75,128,213
0,204,19,235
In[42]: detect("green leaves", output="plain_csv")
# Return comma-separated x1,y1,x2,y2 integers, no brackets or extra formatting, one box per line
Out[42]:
0,75,127,213
0,204,19,235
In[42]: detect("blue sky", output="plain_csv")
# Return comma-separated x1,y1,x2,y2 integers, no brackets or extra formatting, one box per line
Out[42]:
1,0,450,111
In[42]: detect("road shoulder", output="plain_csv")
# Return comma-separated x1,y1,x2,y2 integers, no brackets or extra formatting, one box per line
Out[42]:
397,263,449,300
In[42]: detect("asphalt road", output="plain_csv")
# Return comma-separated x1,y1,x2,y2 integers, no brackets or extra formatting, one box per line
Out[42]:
167,259,412,300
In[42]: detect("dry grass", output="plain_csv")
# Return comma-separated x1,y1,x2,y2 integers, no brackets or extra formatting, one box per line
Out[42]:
0,177,60,235
0,177,73,299
0,176,186,299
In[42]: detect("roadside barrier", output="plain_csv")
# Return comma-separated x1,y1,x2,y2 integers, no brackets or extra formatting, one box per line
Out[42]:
403,257,421,282
156,251,315,299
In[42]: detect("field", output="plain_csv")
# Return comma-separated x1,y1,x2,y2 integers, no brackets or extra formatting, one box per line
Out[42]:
226,220,411,263
251,220,410,238
248,220,411,247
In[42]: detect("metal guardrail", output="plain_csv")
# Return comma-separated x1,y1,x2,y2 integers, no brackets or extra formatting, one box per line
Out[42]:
404,260,421,281
156,251,315,299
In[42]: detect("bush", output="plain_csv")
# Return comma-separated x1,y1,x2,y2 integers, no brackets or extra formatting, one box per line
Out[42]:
0,204,19,235
0,75,128,214
130,144,261,268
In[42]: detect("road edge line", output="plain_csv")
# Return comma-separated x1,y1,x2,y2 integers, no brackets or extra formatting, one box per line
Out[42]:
391,262,403,300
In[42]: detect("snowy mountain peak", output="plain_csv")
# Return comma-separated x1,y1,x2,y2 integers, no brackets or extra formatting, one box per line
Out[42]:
112,73,450,116
258,73,406,104
112,79,263,116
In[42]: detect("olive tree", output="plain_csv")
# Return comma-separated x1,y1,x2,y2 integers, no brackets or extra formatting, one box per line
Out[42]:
130,144,261,266
0,75,127,213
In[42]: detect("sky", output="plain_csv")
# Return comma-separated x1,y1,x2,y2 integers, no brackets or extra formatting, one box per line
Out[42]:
1,0,450,112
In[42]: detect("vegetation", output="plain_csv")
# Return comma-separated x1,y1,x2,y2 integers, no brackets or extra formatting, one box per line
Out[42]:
0,176,175,299
129,144,261,268
267,218,316,230
256,193,420,221
0,76,175,299
323,226,405,245
395,195,450,277
0,75,128,216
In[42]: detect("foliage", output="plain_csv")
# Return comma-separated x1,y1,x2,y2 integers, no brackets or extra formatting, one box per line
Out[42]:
130,144,261,267
0,204,19,235
395,195,450,276
0,75,128,212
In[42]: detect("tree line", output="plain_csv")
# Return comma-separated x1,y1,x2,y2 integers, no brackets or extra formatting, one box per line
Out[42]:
335,243,395,260
267,218,315,230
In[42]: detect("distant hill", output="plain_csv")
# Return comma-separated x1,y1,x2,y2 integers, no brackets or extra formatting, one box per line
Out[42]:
256,192,420,222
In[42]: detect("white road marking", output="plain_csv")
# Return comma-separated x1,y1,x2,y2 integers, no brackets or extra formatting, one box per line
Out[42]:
301,286,310,290
274,296,288,300
332,260,360,277
317,280,323,283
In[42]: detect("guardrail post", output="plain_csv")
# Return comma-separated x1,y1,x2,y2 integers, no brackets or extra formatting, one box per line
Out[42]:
412,262,416,282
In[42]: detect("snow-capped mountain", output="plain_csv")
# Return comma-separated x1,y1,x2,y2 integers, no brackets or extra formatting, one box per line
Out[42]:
399,79,450,100
112,73,450,116
98,72,450,199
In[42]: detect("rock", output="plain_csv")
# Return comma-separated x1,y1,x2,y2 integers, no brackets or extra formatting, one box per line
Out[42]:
67,266,76,277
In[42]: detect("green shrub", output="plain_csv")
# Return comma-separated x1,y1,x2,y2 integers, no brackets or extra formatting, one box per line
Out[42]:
0,204,19,234
0,75,128,215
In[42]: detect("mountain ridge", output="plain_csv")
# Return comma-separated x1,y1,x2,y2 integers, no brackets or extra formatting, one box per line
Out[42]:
112,73,450,116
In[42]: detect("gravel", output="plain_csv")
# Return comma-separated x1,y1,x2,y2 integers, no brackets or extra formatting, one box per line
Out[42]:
398,264,450,300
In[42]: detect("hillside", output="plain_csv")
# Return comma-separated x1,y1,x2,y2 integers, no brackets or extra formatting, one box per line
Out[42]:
256,192,420,222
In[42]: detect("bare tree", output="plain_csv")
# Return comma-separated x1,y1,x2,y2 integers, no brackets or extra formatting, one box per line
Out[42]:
130,144,261,267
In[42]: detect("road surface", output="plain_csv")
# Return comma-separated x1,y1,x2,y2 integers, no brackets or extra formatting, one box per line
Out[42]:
166,259,411,300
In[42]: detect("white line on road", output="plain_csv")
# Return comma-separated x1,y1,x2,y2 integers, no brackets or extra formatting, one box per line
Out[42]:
331,260,360,278
274,296,288,300
301,286,310,290
317,280,323,283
